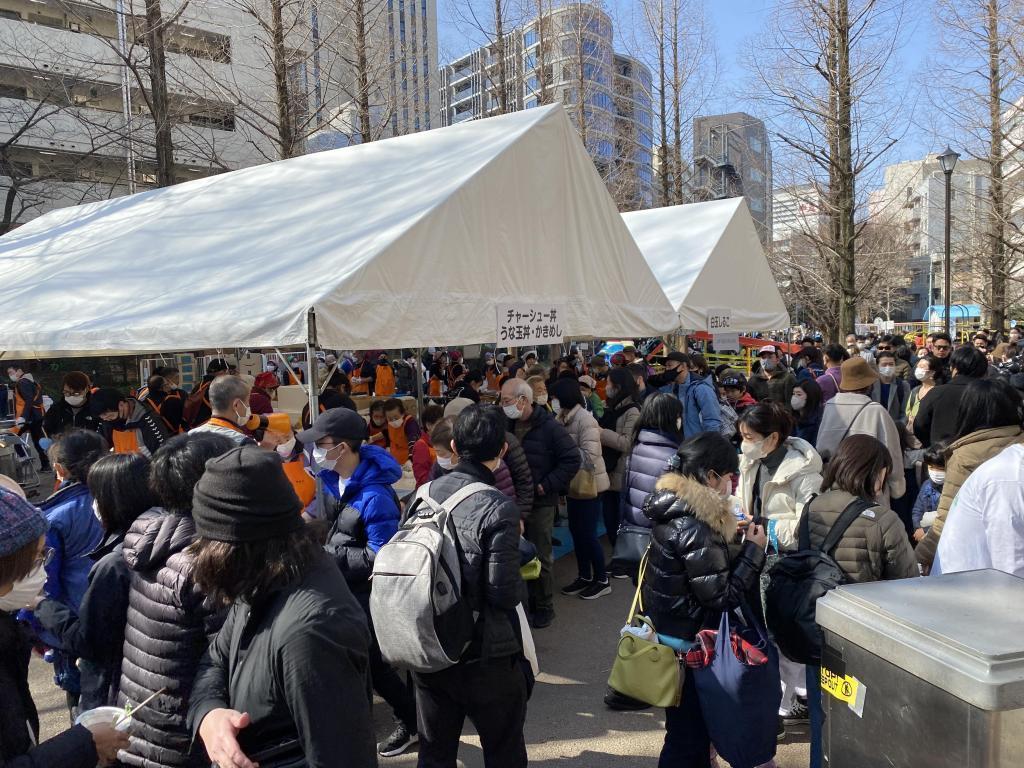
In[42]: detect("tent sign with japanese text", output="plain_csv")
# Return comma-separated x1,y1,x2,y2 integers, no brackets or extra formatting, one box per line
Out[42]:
708,308,739,352
497,305,565,345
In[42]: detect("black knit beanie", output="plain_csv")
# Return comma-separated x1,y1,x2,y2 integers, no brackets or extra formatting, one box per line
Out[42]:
192,445,304,543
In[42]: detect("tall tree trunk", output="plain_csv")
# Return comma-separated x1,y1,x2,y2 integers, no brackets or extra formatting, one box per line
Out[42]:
495,0,508,114
536,0,549,105
354,0,372,142
987,0,1006,333
145,0,174,186
669,0,682,204
657,1,669,206
836,0,857,338
271,0,297,158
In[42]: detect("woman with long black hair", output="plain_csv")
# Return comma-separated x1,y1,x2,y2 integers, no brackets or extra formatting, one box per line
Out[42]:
599,368,642,550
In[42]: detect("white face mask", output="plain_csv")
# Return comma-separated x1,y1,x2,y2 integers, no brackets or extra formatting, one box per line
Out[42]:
928,469,946,485
535,394,548,406
8,375,18,383
675,417,682,432
436,455,454,470
388,418,404,429
550,398,560,414
878,365,895,378
275,436,296,459
312,445,338,472
503,404,523,420
65,394,86,408
234,402,251,427
92,499,104,524
606,386,618,400
0,563,46,612
915,368,930,382
791,394,807,411
740,438,767,461
371,416,386,427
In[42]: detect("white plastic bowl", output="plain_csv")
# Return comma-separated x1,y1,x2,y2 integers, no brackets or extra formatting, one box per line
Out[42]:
74,706,132,732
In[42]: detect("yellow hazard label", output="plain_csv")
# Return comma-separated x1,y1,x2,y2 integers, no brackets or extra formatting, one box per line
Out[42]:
815,667,864,716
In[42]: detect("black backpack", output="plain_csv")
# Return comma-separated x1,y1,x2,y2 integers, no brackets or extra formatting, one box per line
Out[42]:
764,496,875,665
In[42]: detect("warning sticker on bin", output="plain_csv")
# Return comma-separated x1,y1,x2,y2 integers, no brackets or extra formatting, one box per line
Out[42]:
821,667,866,718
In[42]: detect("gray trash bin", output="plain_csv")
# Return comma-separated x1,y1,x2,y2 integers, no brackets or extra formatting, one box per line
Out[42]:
815,569,1024,767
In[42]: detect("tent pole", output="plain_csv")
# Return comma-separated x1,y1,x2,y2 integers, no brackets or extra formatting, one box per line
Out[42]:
415,347,425,418
306,309,320,424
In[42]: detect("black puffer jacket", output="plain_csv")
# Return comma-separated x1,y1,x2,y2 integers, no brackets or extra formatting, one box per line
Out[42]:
42,398,101,437
502,432,535,517
425,461,523,660
642,473,765,641
511,406,581,505
118,510,225,768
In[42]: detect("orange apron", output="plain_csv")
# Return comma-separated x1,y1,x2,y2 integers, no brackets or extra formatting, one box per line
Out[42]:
387,416,412,464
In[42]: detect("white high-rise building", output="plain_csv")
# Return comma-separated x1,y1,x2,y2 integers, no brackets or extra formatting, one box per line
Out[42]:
0,0,438,228
772,184,826,249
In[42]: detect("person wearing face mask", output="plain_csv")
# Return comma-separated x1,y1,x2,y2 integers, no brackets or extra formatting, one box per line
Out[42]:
597,368,642,549
550,378,611,601
747,346,798,407
367,399,389,448
0,487,130,768
641,432,769,767
648,351,722,438
36,429,107,717
428,415,526,512
383,398,422,466
791,379,825,447
187,376,256,446
526,375,550,410
736,403,823,732
91,388,171,457
801,435,918,768
869,350,911,425
499,378,580,629
906,355,947,429
297,407,418,758
34,453,155,712
911,442,946,543
6,364,50,473
43,371,100,438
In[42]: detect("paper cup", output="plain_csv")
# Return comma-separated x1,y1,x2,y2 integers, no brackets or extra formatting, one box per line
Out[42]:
75,706,132,732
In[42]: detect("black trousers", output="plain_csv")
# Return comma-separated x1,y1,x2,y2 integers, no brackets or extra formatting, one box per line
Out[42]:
413,656,528,768
601,490,621,546
360,595,417,732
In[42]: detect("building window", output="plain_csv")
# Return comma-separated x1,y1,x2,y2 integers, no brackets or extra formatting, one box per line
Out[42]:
749,135,763,154
525,97,538,109
524,29,538,47
0,84,27,100
189,110,236,131
749,167,764,183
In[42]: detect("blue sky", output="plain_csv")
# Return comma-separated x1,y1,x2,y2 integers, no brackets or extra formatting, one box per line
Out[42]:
437,1,939,168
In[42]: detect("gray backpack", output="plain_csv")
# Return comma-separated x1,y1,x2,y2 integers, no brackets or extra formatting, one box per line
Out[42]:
370,481,493,673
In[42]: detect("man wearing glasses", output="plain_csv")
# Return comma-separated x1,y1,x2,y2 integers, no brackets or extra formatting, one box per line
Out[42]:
930,333,953,370
43,372,100,438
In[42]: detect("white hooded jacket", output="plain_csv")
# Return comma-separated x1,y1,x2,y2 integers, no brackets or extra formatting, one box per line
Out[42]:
738,436,824,552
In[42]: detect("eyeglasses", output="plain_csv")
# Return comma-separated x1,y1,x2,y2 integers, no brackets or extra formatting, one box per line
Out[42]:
877,346,892,351
934,344,951,351
35,547,54,569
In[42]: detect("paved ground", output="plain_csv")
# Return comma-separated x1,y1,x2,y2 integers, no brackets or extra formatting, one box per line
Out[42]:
30,547,810,767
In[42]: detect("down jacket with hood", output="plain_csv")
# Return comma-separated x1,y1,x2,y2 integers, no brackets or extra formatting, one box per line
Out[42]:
738,437,823,552
556,404,610,496
641,473,766,641
319,444,403,591
804,490,918,584
915,425,1024,570
621,429,683,528
119,510,225,768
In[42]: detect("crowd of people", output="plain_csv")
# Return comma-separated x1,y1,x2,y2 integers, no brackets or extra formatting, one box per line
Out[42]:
0,327,1022,768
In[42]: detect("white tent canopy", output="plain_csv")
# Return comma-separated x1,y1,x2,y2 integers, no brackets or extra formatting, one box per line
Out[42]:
623,198,790,332
0,104,677,358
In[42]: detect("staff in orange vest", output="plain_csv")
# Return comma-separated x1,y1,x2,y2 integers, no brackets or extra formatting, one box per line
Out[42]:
383,398,421,466
91,388,172,457
6,363,50,472
374,354,397,397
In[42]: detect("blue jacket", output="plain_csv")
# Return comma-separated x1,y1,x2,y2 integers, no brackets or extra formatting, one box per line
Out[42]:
40,482,103,611
319,444,403,589
661,373,722,438
912,479,943,530
621,429,683,528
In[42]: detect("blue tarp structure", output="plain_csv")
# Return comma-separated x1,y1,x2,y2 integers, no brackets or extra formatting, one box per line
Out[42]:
925,304,982,321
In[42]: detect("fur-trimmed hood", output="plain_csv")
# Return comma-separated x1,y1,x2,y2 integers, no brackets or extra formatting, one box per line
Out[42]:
645,472,735,542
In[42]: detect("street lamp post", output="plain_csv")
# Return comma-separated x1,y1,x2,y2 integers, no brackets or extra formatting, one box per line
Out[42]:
937,146,960,338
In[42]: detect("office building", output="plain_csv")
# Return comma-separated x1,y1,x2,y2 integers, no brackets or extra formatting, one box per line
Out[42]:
439,1,654,209
692,112,772,244
0,0,438,227
772,184,826,250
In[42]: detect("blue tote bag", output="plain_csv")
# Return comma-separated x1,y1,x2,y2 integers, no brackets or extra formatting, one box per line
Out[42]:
692,603,782,768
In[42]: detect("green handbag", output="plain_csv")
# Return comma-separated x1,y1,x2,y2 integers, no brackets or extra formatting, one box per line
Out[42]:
607,553,683,708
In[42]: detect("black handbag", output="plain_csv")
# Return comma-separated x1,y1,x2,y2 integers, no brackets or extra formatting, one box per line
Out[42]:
244,739,305,768
610,524,651,577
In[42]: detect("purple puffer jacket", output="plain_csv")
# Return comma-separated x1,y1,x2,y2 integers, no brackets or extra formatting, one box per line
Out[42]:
620,429,683,528
428,461,515,501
